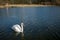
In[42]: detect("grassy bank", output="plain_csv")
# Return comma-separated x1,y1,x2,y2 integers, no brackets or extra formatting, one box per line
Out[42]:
0,4,57,8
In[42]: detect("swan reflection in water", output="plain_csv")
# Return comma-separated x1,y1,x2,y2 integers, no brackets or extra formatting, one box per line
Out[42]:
12,23,24,37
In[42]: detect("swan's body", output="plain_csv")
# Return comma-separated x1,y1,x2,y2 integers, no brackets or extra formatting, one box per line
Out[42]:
12,23,24,33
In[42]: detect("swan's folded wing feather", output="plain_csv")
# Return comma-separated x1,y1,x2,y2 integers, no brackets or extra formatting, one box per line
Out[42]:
12,24,21,32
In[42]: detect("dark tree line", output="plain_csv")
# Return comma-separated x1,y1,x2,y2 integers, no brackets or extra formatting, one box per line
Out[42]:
0,0,60,5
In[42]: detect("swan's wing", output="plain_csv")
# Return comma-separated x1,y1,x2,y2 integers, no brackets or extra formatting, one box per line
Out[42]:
16,24,21,30
14,27,21,32
12,24,21,32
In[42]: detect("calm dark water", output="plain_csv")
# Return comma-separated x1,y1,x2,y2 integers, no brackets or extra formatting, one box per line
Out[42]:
0,6,60,40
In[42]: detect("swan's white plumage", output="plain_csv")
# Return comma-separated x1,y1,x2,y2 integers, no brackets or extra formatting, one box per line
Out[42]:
12,24,21,32
12,23,23,33
21,23,24,32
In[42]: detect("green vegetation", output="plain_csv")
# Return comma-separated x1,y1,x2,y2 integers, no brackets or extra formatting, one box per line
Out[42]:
0,0,60,5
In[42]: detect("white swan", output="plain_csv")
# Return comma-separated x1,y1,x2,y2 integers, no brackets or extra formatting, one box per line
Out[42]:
12,23,24,33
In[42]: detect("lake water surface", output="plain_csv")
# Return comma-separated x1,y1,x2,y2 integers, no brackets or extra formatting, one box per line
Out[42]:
0,6,60,40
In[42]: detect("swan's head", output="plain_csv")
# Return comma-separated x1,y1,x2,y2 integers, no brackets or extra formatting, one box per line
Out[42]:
21,23,24,26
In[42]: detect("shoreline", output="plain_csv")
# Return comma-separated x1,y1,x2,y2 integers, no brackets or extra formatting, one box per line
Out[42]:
0,4,57,8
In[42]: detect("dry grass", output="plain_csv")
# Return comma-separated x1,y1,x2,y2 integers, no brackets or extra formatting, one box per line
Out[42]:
0,4,57,8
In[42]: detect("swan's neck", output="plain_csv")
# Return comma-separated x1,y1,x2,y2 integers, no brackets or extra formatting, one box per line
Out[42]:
21,23,24,33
